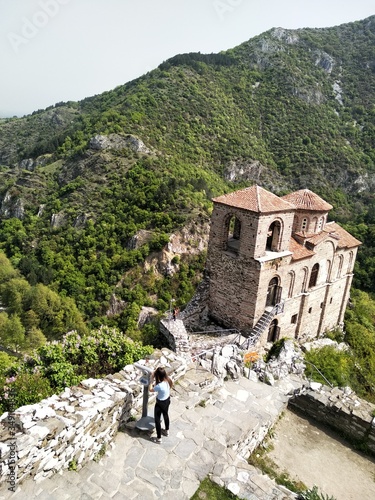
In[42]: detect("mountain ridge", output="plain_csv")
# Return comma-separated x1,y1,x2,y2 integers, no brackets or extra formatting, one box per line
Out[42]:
0,14,374,327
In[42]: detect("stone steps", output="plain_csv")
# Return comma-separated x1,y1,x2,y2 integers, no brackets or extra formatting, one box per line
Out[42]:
3,367,296,500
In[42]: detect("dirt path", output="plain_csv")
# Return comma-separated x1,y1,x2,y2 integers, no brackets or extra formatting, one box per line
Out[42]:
267,408,375,500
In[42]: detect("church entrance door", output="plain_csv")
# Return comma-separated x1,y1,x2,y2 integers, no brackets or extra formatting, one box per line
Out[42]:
267,319,280,343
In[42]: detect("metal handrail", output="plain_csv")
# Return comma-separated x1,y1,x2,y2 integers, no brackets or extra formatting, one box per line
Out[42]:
240,300,285,350
297,358,333,388
186,328,241,336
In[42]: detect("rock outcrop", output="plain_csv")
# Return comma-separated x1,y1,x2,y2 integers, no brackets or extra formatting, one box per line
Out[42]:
0,190,25,219
89,134,151,154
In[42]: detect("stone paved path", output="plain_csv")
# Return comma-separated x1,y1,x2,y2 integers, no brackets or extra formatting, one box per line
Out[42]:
1,369,296,500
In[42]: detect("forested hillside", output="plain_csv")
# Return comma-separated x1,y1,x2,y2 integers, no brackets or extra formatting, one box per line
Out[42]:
0,15,374,339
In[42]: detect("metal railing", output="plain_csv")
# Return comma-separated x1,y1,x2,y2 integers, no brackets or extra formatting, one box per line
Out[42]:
240,301,285,350
300,358,333,388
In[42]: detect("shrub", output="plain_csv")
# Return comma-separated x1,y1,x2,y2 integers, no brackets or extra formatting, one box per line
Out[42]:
325,328,344,343
0,372,53,413
298,485,336,500
266,338,286,362
0,352,15,375
29,327,153,390
304,346,353,387
0,326,155,411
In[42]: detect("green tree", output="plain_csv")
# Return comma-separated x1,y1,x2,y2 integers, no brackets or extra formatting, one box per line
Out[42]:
25,327,46,352
0,314,26,352
0,251,18,283
0,277,31,315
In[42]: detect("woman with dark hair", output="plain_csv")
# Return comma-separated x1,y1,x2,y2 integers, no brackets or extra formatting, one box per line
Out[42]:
150,367,173,444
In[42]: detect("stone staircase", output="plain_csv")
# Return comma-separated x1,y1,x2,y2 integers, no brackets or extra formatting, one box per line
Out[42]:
3,366,297,500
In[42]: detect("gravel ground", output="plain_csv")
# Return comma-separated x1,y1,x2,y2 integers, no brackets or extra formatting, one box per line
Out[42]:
267,408,375,500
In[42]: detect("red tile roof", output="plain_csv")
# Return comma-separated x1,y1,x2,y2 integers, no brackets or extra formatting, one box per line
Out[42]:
212,185,295,213
281,189,333,211
322,222,362,249
291,222,361,260
289,238,315,260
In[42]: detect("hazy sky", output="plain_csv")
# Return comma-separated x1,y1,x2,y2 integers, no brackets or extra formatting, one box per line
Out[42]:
1,0,374,117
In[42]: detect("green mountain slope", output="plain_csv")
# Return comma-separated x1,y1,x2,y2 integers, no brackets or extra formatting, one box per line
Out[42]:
0,15,374,329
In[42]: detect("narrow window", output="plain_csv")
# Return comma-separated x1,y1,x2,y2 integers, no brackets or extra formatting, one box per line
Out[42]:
301,218,308,231
291,314,298,324
288,272,295,298
308,307,312,314
309,263,319,288
337,255,344,278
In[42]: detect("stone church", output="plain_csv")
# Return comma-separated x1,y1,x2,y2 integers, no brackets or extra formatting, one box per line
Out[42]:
205,185,361,345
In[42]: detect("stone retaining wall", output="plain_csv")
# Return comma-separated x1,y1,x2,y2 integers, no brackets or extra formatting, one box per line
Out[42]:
159,319,191,355
289,384,375,455
0,349,188,486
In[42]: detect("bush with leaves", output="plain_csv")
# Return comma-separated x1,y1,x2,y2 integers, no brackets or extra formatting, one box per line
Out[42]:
298,485,336,500
17,327,154,392
0,372,53,413
60,327,153,377
304,346,353,388
0,326,154,413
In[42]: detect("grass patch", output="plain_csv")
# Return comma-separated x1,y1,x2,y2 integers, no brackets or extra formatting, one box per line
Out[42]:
248,440,337,499
190,477,239,499
68,458,78,471
248,442,306,493
93,444,106,463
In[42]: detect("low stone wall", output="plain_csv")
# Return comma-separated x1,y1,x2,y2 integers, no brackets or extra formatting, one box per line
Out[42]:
159,319,191,355
0,349,188,487
289,383,375,455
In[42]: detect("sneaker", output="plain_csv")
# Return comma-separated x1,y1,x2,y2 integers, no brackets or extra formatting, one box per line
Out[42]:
162,429,169,437
151,437,162,444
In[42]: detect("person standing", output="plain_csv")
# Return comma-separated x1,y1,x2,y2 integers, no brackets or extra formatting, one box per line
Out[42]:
150,367,173,443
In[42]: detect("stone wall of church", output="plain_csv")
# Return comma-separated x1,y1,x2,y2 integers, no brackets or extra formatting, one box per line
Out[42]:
207,253,260,331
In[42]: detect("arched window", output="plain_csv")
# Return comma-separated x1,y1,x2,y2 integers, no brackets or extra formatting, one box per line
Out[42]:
317,216,324,232
226,215,241,253
267,319,280,343
336,255,344,278
266,220,282,252
288,271,295,298
309,263,319,288
301,268,308,293
347,252,354,274
266,277,280,307
301,217,308,232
